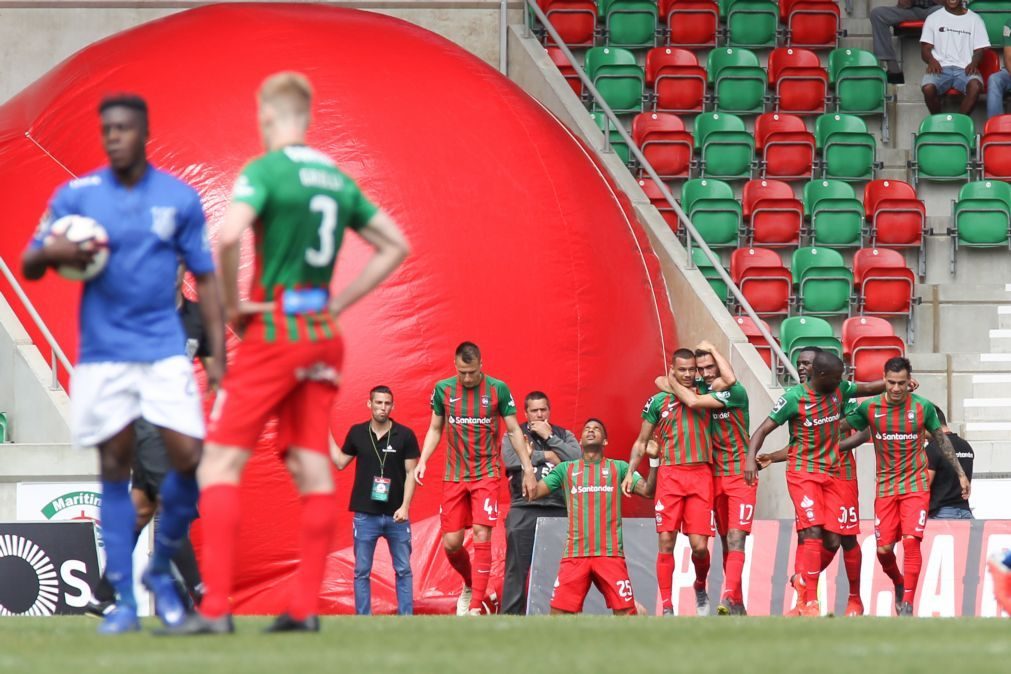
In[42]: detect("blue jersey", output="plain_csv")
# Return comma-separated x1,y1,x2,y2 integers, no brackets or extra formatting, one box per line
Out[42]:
29,166,214,364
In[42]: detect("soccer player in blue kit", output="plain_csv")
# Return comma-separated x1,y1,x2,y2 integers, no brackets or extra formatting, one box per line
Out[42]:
21,95,226,634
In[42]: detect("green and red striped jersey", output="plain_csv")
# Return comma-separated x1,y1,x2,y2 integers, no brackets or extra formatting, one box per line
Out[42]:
542,458,639,558
699,381,750,476
835,399,860,481
642,392,711,466
232,145,378,343
846,393,940,496
768,380,858,475
431,374,516,482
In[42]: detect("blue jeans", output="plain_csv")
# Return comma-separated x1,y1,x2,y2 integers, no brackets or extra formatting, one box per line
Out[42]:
931,506,973,520
353,512,413,615
988,68,1011,118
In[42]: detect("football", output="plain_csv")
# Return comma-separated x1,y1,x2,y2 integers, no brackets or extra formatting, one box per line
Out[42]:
44,214,109,281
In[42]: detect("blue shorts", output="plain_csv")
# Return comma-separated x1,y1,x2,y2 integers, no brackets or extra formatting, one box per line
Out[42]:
922,66,982,93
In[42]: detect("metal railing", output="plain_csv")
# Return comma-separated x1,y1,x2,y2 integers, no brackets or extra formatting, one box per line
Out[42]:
524,1,799,386
0,256,73,391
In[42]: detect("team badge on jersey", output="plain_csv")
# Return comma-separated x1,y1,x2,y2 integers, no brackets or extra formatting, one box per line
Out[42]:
150,206,177,241
481,395,491,407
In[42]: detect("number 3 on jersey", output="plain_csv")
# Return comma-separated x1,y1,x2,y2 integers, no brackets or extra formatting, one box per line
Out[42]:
306,194,338,267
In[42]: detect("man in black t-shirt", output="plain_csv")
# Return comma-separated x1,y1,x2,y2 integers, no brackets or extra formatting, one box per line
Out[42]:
925,405,975,519
333,385,420,615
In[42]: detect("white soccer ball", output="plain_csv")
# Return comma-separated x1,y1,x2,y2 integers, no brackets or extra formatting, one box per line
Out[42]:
44,215,109,281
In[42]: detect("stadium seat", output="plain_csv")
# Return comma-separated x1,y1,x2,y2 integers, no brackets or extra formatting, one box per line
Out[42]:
827,47,888,140
707,48,768,115
949,179,1011,274
768,47,829,115
601,0,659,48
841,315,895,359
755,113,817,181
632,112,694,178
781,0,842,49
661,0,720,48
792,246,852,316
778,315,841,367
980,114,1011,180
539,0,599,47
967,1,1011,46
802,179,863,248
695,112,755,179
735,315,775,367
681,178,743,247
730,247,793,316
842,316,905,383
909,114,975,188
639,177,680,233
863,179,927,276
853,248,916,341
584,47,645,113
692,247,730,302
722,0,780,48
547,47,584,96
592,111,630,164
645,47,707,114
815,113,878,181
742,179,804,247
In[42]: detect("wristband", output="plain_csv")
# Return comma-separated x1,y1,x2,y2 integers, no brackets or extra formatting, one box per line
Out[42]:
649,457,661,468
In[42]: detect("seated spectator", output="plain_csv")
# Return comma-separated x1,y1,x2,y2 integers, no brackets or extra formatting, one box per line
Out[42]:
920,0,990,115
870,0,942,84
987,19,1011,117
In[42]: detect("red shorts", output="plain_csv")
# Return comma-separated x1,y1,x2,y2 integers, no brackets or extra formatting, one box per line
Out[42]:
824,477,860,536
786,470,833,532
440,477,499,532
207,335,343,455
713,473,758,535
875,491,930,546
550,556,636,613
655,464,715,536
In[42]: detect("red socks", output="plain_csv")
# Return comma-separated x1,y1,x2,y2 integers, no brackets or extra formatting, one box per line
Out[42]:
801,539,823,598
902,537,922,605
724,550,746,603
446,546,473,588
820,546,836,572
843,546,862,598
877,549,904,585
197,484,241,619
656,553,675,609
289,493,337,620
469,541,492,610
692,550,711,591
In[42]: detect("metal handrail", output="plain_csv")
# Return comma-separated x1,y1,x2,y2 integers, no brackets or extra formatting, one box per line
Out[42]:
524,1,799,386
0,256,73,391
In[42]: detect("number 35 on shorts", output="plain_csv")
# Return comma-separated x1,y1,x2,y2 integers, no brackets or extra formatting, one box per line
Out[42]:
837,506,857,525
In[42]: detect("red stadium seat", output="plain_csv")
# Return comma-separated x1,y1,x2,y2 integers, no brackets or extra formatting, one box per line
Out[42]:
742,179,804,247
781,0,841,49
661,0,720,48
639,177,680,233
863,179,927,275
755,113,817,180
892,20,924,37
841,315,894,359
768,47,829,115
981,114,1011,180
547,47,583,96
632,112,694,178
731,247,793,316
853,248,916,320
645,47,707,113
540,0,598,47
735,315,774,367
851,334,905,383
945,49,999,97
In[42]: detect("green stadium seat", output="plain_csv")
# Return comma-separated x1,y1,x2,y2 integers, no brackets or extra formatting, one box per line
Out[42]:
592,112,630,164
585,47,645,113
910,114,976,188
681,178,743,248
721,0,780,48
827,47,889,140
949,179,1011,274
967,1,1011,46
815,113,877,182
692,247,731,302
601,0,659,48
802,179,863,248
707,48,768,115
695,112,755,180
792,246,852,316
778,315,841,368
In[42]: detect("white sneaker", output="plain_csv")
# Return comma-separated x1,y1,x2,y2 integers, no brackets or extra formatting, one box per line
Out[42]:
695,588,711,617
467,608,482,616
456,586,473,616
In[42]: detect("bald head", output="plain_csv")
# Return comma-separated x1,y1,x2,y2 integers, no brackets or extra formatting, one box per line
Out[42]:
811,352,844,394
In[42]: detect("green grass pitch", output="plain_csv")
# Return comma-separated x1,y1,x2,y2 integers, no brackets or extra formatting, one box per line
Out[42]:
1,615,1008,674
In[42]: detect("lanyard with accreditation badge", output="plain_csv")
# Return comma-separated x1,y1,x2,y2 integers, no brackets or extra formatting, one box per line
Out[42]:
370,425,393,502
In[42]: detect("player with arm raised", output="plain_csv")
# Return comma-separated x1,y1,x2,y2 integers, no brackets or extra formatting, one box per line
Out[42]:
842,357,967,616
529,419,659,615
166,72,409,635
413,342,535,615
624,348,713,616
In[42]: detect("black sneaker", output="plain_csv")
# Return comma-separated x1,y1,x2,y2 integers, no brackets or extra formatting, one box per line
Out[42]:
84,597,115,619
728,600,748,616
887,72,905,85
264,613,320,633
154,613,234,636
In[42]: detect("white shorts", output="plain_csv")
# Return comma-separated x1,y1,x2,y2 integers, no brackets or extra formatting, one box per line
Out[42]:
69,355,205,449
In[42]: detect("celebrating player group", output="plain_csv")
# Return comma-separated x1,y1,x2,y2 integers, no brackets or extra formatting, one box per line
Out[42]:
20,68,973,632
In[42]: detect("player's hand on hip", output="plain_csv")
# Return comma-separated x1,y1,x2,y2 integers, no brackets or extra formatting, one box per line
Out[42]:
393,506,409,523
413,461,426,486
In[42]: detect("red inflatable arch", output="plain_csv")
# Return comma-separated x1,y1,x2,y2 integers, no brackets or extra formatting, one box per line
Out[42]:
0,4,676,613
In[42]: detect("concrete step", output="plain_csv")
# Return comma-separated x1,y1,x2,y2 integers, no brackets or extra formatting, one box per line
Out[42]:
963,421,1011,441
0,443,93,481
962,398,1011,421
971,373,1011,398
1000,305,1011,330
966,440,1011,473
989,329,1011,353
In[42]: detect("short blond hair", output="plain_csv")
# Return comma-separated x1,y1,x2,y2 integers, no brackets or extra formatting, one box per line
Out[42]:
258,71,313,119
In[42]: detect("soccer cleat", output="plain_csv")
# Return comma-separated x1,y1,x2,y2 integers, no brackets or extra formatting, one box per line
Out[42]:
893,582,904,615
716,600,730,616
845,596,864,617
97,606,141,635
265,614,320,633
467,608,483,616
987,551,1011,615
154,613,235,636
456,586,473,616
142,568,187,628
728,600,748,616
896,601,914,617
662,606,675,616
694,588,711,617
799,600,821,617
84,597,116,619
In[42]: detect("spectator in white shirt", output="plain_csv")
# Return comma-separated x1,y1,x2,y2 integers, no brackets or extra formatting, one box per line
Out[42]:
920,0,991,114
